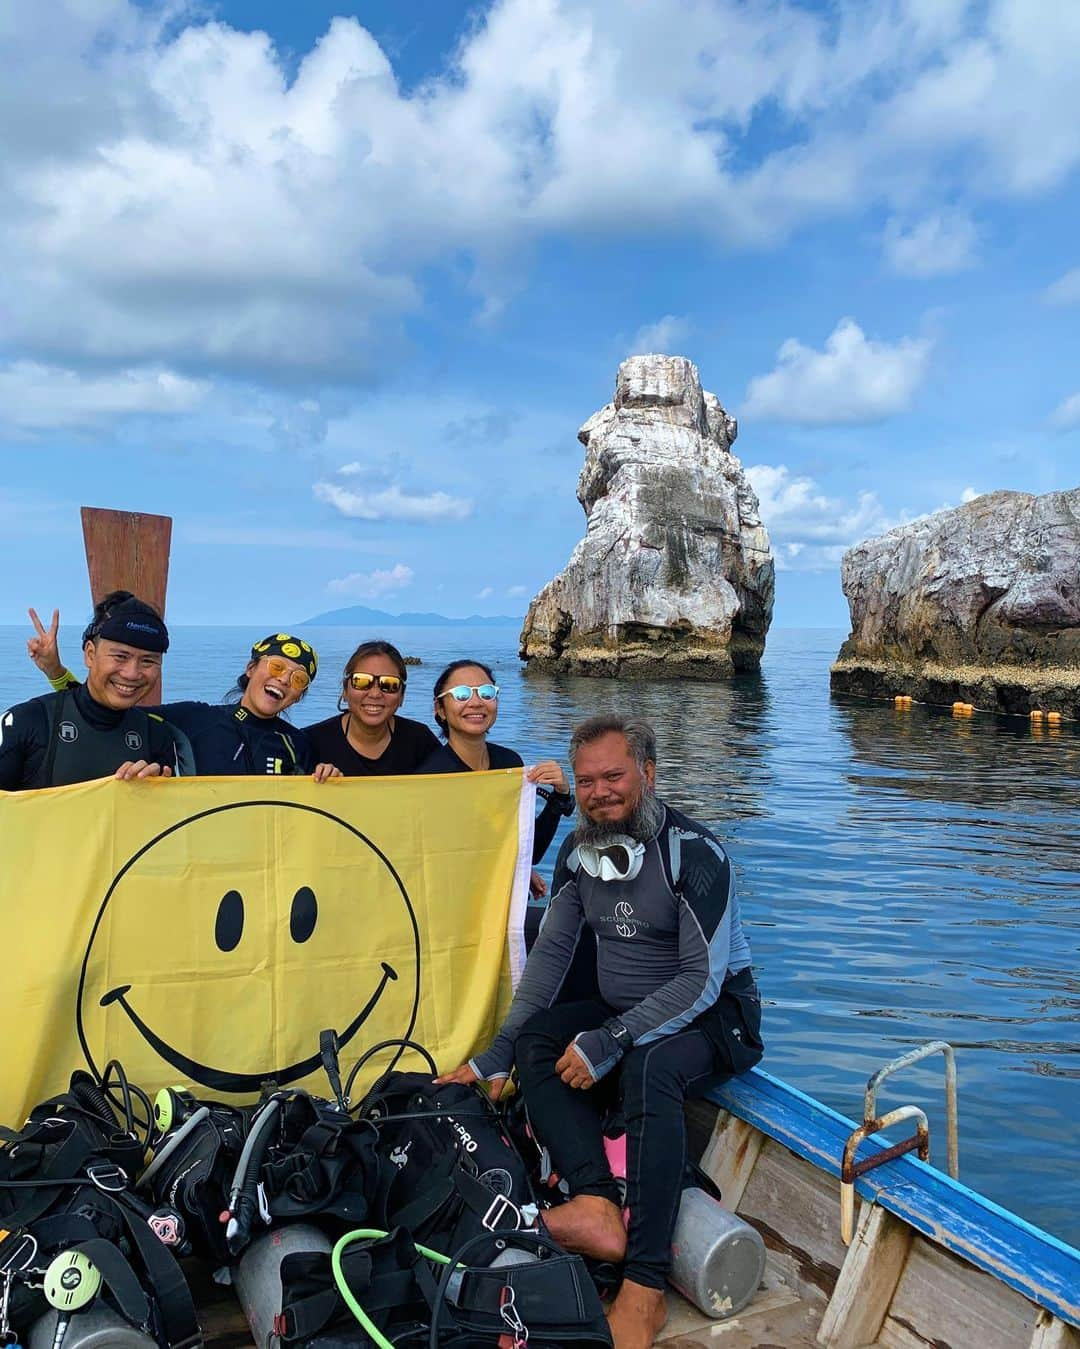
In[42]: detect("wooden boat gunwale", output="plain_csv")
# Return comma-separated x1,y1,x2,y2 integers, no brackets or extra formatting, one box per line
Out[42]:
704,1066,1080,1329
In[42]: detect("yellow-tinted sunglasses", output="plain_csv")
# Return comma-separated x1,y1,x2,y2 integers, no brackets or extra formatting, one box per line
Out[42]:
264,656,310,692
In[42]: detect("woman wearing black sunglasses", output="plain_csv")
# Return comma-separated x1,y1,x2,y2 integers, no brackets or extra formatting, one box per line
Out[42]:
418,658,574,865
303,639,439,776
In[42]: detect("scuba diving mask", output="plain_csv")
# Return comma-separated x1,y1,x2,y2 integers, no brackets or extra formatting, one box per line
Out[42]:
576,835,645,883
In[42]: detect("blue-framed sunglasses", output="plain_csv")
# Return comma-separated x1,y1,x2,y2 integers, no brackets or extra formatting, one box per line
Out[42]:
438,682,500,702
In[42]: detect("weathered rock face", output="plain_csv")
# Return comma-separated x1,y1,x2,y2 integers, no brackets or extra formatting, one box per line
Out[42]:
520,355,774,677
831,488,1080,716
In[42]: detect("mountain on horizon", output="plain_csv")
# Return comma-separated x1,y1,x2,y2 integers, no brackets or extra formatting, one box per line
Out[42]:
300,602,523,628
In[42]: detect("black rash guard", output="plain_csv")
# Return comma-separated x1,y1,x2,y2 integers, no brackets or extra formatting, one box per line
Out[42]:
417,739,574,864
0,685,179,790
471,802,752,1082
304,713,438,776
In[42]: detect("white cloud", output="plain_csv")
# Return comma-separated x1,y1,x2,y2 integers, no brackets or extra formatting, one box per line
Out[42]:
883,211,978,277
1049,392,1080,431
0,361,207,431
327,563,414,598
1043,268,1080,306
507,584,528,597
476,586,494,599
2,0,1078,384
313,481,473,523
629,315,691,356
338,462,363,476
960,485,980,503
742,318,931,424
746,463,891,569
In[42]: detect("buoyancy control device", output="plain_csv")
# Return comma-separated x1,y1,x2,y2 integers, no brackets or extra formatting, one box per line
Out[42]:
355,1070,537,1256
0,1070,202,1348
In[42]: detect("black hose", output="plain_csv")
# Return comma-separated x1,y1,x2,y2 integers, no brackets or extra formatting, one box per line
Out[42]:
101,1061,153,1148
344,1039,437,1106
70,1073,120,1128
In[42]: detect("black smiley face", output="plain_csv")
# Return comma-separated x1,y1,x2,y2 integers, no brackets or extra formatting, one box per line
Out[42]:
77,801,420,1094
213,884,317,952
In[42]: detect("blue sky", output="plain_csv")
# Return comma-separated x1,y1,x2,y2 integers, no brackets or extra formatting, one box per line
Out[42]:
1,0,1077,629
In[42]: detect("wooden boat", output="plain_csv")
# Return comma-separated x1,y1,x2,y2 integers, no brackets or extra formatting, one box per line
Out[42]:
70,509,1080,1348
194,1040,1079,1349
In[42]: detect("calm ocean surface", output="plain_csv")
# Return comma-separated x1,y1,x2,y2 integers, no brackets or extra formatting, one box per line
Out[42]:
2,623,1078,1245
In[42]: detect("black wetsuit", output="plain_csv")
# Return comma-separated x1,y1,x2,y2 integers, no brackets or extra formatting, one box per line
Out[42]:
0,686,179,790
155,701,311,775
45,674,310,776
417,739,574,864
304,714,438,776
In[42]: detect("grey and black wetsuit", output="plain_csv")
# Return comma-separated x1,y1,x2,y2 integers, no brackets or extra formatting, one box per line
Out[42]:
471,801,762,1291
471,802,754,1081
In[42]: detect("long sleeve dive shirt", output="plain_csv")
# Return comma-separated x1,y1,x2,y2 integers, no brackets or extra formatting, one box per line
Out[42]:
471,802,751,1082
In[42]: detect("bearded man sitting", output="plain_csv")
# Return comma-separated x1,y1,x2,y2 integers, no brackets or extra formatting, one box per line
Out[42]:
437,714,764,1349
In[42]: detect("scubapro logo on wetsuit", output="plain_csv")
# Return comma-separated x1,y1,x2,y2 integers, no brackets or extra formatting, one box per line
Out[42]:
614,901,637,938
598,902,646,939
59,721,78,743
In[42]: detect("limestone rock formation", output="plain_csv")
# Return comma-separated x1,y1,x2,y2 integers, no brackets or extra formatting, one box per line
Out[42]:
831,488,1080,717
520,355,774,677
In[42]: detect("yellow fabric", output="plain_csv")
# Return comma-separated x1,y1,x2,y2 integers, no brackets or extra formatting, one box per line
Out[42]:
2,771,532,1121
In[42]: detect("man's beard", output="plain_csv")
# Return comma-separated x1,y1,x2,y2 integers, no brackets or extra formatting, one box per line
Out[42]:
574,784,665,847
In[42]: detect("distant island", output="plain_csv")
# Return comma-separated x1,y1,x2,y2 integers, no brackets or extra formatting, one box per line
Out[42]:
300,603,523,628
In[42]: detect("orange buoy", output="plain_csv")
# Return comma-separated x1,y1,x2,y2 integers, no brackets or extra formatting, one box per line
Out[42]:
1047,711,1063,725
894,694,912,709
1031,710,1044,722
952,701,966,713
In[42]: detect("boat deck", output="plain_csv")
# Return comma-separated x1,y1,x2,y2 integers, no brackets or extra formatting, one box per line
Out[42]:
192,1064,1080,1349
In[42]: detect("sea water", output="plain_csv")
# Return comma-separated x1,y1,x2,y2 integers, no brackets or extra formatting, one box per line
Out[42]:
1,623,1077,1245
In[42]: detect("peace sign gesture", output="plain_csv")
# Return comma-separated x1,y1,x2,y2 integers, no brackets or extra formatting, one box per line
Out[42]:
27,607,64,678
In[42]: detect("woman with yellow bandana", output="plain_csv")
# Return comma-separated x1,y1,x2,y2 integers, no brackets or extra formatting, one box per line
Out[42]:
27,617,339,780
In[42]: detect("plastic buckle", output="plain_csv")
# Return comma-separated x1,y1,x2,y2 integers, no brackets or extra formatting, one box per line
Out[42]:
483,1193,521,1231
86,1162,128,1193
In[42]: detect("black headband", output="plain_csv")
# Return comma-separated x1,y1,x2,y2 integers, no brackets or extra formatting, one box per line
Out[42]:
83,597,169,653
251,634,318,680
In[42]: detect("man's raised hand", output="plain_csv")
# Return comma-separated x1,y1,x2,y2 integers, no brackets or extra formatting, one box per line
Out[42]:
27,607,63,678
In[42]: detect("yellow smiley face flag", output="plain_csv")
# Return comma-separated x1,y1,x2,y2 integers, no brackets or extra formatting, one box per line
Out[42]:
2,771,534,1120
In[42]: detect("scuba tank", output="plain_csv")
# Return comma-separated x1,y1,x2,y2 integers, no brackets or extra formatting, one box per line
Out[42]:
602,1132,766,1319
668,1186,766,1319
28,1307,157,1348
28,1250,156,1348
233,1223,333,1346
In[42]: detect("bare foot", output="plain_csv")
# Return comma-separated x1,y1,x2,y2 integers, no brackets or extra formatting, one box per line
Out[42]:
542,1195,627,1263
606,1279,667,1349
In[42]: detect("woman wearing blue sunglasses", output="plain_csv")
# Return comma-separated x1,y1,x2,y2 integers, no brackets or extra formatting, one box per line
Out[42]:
418,658,574,865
